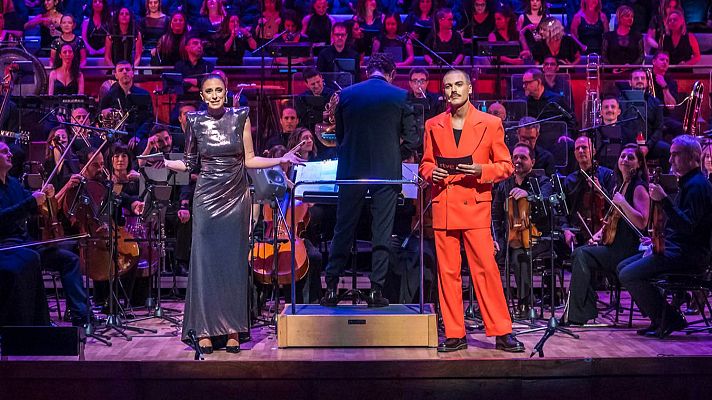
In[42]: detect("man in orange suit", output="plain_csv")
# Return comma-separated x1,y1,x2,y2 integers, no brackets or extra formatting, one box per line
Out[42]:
419,69,525,353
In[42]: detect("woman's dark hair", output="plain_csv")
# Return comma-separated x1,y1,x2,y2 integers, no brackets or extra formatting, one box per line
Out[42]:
288,128,318,160
494,4,518,40
52,43,81,83
381,12,404,35
281,9,301,31
433,7,453,34
356,0,382,20
199,73,226,89
156,11,187,61
92,0,111,24
262,0,282,12
110,143,134,172
614,143,649,184
410,0,435,17
111,7,137,37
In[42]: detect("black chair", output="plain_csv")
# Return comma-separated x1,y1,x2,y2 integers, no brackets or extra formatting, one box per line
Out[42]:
651,269,712,337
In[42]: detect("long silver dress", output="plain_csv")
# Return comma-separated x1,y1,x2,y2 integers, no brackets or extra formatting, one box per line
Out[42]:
181,107,251,341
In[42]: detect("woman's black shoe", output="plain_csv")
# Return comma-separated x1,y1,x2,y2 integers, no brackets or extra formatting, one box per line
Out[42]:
199,346,213,354
437,337,467,352
226,344,240,353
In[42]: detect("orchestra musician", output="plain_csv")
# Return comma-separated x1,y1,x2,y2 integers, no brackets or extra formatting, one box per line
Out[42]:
563,135,615,249
516,116,555,176
563,144,650,326
43,126,79,190
420,69,524,353
618,135,712,337
0,141,89,327
493,142,552,319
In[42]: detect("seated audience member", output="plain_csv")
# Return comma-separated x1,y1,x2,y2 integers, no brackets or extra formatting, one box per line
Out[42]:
194,0,225,40
532,17,580,65
661,10,701,66
253,0,282,44
216,13,257,66
541,56,569,102
601,5,643,68
403,0,434,54
316,22,361,80
424,8,464,66
619,136,712,338
352,0,383,56
48,43,85,95
49,14,86,68
645,0,681,52
174,32,215,96
461,0,495,48
140,0,169,52
570,0,608,55
152,11,188,66
82,0,111,57
24,0,62,56
516,116,555,176
487,5,523,65
288,127,319,162
301,0,334,44
372,12,415,67
517,0,548,59
105,7,143,68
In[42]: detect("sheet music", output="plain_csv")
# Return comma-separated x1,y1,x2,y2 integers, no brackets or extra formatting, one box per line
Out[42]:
294,160,339,197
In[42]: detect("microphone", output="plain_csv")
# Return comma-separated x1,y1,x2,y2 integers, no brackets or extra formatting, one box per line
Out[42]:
550,102,573,120
530,317,558,358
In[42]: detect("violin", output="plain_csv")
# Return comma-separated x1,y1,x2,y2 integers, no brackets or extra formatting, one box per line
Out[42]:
507,195,541,249
600,180,627,246
36,163,65,242
251,191,310,286
649,167,666,255
578,162,606,238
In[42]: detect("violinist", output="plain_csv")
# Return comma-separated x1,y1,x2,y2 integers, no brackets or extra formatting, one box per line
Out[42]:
43,127,79,190
564,144,650,326
493,142,553,318
0,141,89,327
618,136,712,337
563,135,615,249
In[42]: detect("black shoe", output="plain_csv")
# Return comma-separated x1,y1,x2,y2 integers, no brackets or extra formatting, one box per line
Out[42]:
438,336,467,352
238,331,251,343
495,334,525,353
199,345,213,354
226,340,240,353
636,322,660,336
320,288,339,307
656,311,688,338
513,304,530,319
366,288,389,308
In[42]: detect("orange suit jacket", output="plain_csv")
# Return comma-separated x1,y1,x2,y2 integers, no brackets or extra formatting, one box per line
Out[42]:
419,103,513,230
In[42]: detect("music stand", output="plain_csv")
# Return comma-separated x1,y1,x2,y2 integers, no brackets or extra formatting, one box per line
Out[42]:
478,42,520,98
270,42,312,95
334,58,356,79
12,60,34,134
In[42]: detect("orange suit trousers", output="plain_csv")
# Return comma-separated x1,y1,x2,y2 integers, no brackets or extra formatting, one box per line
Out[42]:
435,228,512,338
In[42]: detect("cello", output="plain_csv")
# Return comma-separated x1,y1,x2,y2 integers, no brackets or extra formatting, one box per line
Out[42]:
251,190,310,286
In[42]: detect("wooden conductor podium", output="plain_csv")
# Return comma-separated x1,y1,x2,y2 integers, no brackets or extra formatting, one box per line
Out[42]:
277,304,438,348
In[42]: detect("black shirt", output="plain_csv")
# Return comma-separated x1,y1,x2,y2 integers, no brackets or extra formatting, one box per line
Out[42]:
98,83,155,140
316,45,361,80
533,145,556,176
526,90,577,136
174,58,215,84
0,176,37,242
662,168,712,262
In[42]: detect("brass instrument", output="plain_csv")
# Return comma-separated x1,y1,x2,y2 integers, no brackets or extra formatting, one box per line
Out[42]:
581,53,601,129
683,81,705,136
98,108,128,130
314,91,339,148
645,68,656,98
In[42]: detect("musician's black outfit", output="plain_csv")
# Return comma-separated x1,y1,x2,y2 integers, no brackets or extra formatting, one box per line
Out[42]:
618,168,712,332
0,175,88,326
566,175,647,325
492,172,552,310
322,75,417,303
563,165,615,246
98,82,155,143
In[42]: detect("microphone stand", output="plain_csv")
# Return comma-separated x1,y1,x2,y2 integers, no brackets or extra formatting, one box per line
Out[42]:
407,35,454,94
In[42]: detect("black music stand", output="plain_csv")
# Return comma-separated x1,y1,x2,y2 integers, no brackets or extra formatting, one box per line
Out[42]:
478,42,521,99
269,42,312,95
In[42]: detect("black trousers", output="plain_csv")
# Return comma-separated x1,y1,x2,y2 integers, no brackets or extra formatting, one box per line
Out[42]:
567,244,640,324
0,248,50,326
325,184,398,290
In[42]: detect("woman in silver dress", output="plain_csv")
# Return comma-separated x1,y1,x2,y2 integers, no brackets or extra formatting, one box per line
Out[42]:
165,74,303,354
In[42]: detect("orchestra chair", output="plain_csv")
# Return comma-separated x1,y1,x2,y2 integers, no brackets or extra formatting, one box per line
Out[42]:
652,267,712,337
42,270,63,321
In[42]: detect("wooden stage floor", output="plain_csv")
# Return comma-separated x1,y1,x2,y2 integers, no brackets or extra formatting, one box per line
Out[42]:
3,294,712,399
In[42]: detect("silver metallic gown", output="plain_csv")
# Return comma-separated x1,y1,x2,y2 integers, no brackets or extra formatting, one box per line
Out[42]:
181,107,251,341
